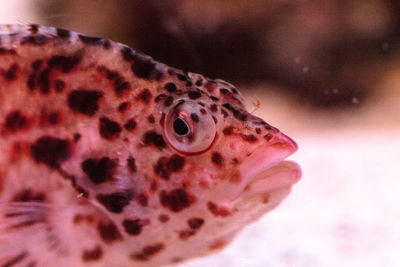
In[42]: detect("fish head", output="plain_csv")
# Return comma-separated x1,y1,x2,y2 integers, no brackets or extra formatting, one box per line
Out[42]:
152,71,301,222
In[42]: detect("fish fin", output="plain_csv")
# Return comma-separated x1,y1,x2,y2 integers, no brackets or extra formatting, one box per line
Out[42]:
0,202,51,266
0,201,79,266
0,200,119,266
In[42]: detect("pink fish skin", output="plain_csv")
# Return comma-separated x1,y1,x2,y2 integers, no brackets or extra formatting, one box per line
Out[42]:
0,24,301,266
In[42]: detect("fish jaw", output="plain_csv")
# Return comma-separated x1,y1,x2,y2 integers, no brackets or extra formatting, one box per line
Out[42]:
222,132,301,202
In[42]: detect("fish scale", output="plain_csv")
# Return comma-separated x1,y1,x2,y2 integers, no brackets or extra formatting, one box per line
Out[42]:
0,24,301,266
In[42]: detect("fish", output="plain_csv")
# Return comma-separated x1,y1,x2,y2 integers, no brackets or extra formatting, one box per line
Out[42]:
0,24,301,267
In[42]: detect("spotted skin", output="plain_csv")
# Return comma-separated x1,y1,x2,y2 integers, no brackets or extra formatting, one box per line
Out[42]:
0,24,301,266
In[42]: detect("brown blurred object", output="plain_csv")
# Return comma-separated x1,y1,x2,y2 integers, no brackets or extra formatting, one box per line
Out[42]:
39,0,400,108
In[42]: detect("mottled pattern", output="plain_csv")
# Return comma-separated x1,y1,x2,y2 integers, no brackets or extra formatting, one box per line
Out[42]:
0,24,301,267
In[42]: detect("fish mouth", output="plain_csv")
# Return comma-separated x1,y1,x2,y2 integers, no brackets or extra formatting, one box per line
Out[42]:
227,132,301,201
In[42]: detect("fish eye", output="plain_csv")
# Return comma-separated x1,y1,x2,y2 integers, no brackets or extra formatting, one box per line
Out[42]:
173,118,190,136
164,101,216,154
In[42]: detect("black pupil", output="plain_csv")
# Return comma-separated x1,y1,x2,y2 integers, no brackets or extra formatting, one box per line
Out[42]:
173,118,189,136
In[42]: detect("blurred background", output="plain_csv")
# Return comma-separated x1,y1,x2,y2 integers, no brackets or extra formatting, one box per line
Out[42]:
2,0,399,266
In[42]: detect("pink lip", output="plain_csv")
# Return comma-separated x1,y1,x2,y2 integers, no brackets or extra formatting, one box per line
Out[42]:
225,132,301,201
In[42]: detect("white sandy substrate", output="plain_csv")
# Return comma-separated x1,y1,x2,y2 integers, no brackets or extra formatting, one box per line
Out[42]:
178,128,400,267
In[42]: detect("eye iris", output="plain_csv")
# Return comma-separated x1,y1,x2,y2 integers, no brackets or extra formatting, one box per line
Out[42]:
173,118,189,136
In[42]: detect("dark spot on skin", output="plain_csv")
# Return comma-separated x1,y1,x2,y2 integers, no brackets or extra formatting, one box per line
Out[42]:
232,158,239,164
97,220,122,243
54,79,65,92
121,46,136,61
188,91,201,99
47,112,60,125
73,214,95,225
195,80,203,86
30,136,70,168
114,77,131,96
209,239,227,251
143,131,166,148
13,189,45,202
78,34,103,45
164,96,173,107
21,34,48,46
155,93,167,103
210,104,218,112
48,54,82,73
37,68,51,93
99,117,122,140
200,108,206,114
124,118,137,131
222,126,234,136
138,193,148,207
150,180,158,192
73,133,81,142
154,157,169,180
122,219,143,236
27,60,42,90
127,157,136,173
0,48,16,55
165,82,177,92
82,245,103,262
147,115,155,123
210,96,219,101
4,63,19,81
207,201,231,217
56,28,70,38
264,133,273,141
4,111,28,132
237,113,247,121
68,89,103,116
81,157,117,184
220,88,229,94
264,124,273,130
154,154,185,180
222,103,247,121
118,102,130,112
243,134,258,143
158,214,169,223
96,191,133,213
190,113,199,123
179,230,196,240
221,109,228,118
136,88,152,104
211,152,224,167
188,217,204,230
131,243,165,261
131,57,156,79
159,188,195,212
160,113,166,126
2,251,28,267
177,74,187,81
32,59,43,69
256,128,262,134
168,154,185,172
